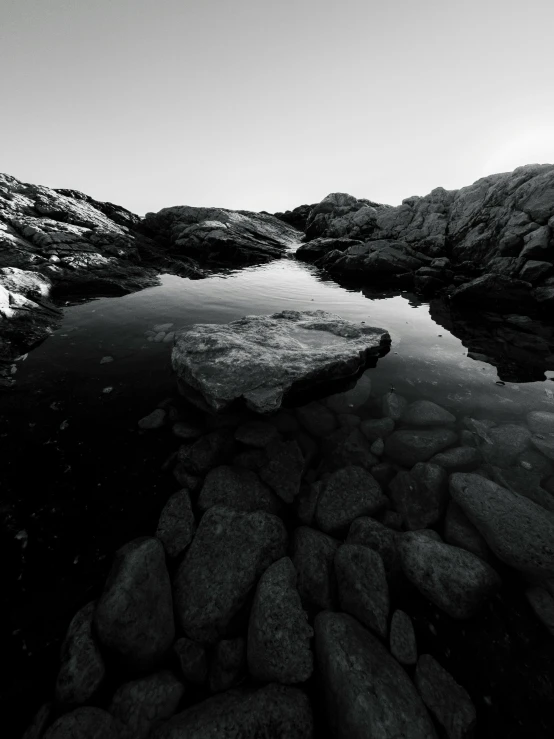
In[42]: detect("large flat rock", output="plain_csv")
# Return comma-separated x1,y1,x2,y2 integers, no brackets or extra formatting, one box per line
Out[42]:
172,310,390,414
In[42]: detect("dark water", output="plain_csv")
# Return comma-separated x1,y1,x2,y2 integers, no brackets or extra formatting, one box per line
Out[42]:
2,257,554,737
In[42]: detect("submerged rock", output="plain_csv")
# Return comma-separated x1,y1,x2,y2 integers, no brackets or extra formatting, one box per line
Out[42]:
43,707,117,739
401,399,456,427
172,310,390,414
385,428,458,467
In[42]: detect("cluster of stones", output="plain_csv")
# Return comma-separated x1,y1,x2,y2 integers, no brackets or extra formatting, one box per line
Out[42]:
28,375,554,739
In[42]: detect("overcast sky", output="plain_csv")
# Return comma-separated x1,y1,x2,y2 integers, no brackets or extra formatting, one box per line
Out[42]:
2,0,553,215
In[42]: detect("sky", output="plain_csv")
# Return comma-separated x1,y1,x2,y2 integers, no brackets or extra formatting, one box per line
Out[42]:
1,0,553,215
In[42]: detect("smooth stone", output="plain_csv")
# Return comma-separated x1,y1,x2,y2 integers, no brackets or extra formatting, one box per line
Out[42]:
296,401,337,438
430,446,482,472
450,472,554,578
198,465,278,514
443,501,490,560
234,421,280,447
489,466,554,512
43,707,117,739
390,610,417,666
177,431,232,474
99,356,113,364
138,408,167,430
172,421,203,440
153,323,174,333
381,391,408,421
525,586,554,637
292,526,340,611
325,373,372,413
163,332,175,343
173,506,287,643
401,400,456,427
248,557,313,684
259,439,304,503
370,437,385,456
109,671,185,739
173,637,208,685
530,433,554,461
415,655,476,739
55,602,105,704
518,447,554,475
385,428,458,467
314,465,388,536
479,423,532,466
527,410,554,435
151,683,314,739
172,310,390,414
398,531,500,618
153,332,166,342
360,416,395,441
208,637,246,693
315,612,437,739
335,544,389,638
389,463,448,530
156,489,196,558
94,537,175,668
346,516,401,578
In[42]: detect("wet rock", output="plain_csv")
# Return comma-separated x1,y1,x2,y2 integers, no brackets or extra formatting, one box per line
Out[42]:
337,412,361,428
234,420,279,447
530,433,554,461
335,544,389,638
385,428,458,467
296,401,337,438
401,399,456,427
450,472,554,578
138,408,167,430
172,310,390,414
443,501,490,560
489,466,554,512
43,707,117,739
525,586,554,637
258,439,304,503
173,637,208,685
390,610,417,666
450,274,533,309
198,465,279,514
315,612,437,739
109,671,185,739
430,446,482,472
415,654,476,739
518,447,554,475
314,465,388,535
55,601,105,704
151,683,314,739
173,506,287,643
177,431,232,475
346,516,401,578
94,537,174,668
248,557,313,684
389,463,448,530
209,637,246,693
381,391,408,421
292,526,340,611
172,421,203,440
479,423,532,466
156,489,196,558
360,416,395,441
325,373,372,413
323,428,378,472
398,531,500,618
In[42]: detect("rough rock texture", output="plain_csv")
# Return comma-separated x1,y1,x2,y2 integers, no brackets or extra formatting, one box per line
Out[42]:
151,683,314,739
247,557,313,683
292,526,340,611
173,506,287,643
346,516,401,579
93,537,175,668
315,611,437,739
450,473,554,577
197,465,279,514
156,489,196,558
172,310,390,414
390,610,418,666
208,638,246,693
443,500,490,560
43,707,118,739
401,400,456,427
398,531,500,618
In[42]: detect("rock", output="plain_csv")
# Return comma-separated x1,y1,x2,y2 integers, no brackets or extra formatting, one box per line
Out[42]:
248,557,313,684
234,420,280,447
525,586,554,637
370,461,398,487
153,323,174,333
172,421,203,440
450,472,554,578
173,637,208,685
43,707,117,739
156,489,196,558
322,428,378,472
208,637,246,693
335,544,389,638
109,671,185,739
292,526,340,611
401,400,456,427
382,391,408,421
259,439,304,503
314,465,388,535
296,401,337,437
198,465,278,514
430,446,482,472
21,703,52,739
390,610,417,666
315,612,437,739
414,654,476,739
370,437,385,456
337,412,361,428
99,355,113,364
398,531,500,618
450,274,533,309
346,516,401,578
177,431,232,474
443,501,489,560
389,463,448,530
151,683,314,739
479,423,532,466
233,448,267,471
378,509,404,530
360,416,395,441
385,428,458,467
295,481,322,526
489,466,554,512
55,601,105,704
94,537,174,668
324,373,372,413
138,408,167,430
530,433,554,461
173,506,287,643
172,465,201,491
172,310,390,414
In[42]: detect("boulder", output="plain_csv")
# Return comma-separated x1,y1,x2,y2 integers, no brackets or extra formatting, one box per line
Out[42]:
401,400,456,427
173,506,287,643
43,707,117,739
429,446,482,472
197,465,279,514
443,501,490,560
390,610,417,666
360,416,395,441
479,423,532,466
315,612,437,739
247,557,313,684
156,489,196,558
172,310,390,414
527,411,554,435
530,433,554,461
489,466,554,512
385,428,458,467
292,526,340,611
94,537,174,668
259,439,304,503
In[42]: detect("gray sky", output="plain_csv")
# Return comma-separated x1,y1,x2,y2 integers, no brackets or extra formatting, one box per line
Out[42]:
2,0,553,215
